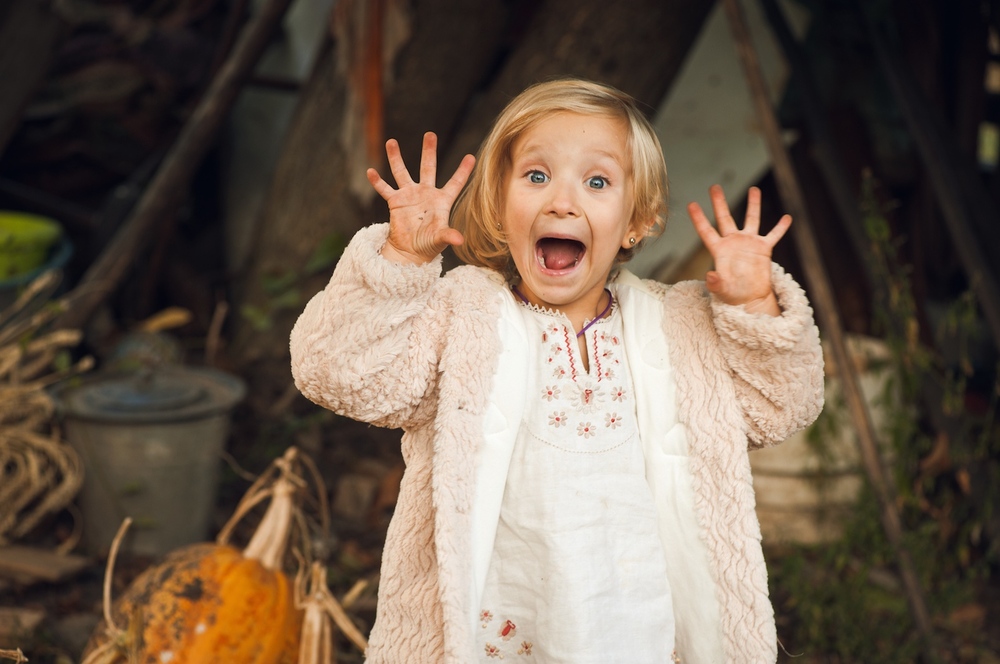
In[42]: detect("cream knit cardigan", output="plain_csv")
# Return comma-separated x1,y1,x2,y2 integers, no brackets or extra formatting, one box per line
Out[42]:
290,223,824,663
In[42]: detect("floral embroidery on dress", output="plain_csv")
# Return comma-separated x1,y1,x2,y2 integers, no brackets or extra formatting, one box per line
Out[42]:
570,386,603,413
522,304,633,449
672,650,681,662
498,620,517,641
479,612,534,659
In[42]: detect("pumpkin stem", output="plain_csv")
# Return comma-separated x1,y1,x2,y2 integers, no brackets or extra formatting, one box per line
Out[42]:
243,475,296,569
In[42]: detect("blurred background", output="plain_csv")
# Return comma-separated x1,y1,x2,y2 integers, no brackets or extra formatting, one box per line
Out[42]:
0,0,998,662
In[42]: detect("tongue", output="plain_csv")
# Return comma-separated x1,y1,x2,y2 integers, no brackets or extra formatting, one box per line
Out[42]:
539,239,582,270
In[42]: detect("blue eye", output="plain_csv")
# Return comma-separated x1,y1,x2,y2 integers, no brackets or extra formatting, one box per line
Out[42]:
527,171,548,184
587,176,608,189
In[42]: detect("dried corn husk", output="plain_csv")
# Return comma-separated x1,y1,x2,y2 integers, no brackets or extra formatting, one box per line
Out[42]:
296,563,370,663
0,648,28,662
0,270,91,548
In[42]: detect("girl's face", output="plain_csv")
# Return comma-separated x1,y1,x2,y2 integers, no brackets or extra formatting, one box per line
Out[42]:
503,111,639,325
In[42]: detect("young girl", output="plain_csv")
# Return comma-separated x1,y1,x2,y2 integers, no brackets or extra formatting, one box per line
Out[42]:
290,79,824,663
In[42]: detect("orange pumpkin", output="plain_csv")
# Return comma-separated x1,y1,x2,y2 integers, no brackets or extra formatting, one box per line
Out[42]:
82,449,306,664
88,542,301,664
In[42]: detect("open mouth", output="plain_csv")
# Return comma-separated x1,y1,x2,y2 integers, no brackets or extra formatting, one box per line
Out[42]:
536,238,585,271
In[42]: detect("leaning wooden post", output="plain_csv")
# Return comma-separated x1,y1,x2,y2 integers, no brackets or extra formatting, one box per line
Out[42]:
55,0,295,330
721,0,938,654
758,0,969,469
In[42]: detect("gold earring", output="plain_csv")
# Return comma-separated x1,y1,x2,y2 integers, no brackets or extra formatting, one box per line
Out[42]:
629,237,636,246
496,223,502,231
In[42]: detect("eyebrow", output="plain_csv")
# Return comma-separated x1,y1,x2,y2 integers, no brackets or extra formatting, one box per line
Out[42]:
513,145,627,166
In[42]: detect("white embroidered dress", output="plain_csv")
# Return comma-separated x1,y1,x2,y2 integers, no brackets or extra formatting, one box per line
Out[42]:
476,290,676,662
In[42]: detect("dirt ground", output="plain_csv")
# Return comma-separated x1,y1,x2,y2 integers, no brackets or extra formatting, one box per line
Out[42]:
6,540,1000,663
3,357,999,663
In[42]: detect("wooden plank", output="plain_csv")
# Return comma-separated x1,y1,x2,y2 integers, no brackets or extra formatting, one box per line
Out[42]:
0,545,90,583
0,0,62,156
0,608,45,639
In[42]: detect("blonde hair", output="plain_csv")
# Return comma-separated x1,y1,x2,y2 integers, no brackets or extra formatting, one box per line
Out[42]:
451,78,668,277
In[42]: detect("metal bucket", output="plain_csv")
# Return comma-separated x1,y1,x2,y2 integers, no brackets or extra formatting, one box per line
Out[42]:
53,366,245,556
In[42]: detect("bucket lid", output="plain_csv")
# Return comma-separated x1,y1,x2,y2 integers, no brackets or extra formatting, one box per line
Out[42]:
54,366,246,423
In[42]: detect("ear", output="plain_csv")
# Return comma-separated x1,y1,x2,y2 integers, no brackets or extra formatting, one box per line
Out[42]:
621,217,655,249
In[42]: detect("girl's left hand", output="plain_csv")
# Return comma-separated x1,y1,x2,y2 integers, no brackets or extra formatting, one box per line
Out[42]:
687,184,791,316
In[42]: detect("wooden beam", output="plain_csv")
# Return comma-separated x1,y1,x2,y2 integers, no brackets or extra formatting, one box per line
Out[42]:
722,0,938,656
0,545,89,584
54,0,295,330
756,0,873,286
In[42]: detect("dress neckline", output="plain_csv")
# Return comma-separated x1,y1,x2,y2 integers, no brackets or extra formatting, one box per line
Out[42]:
509,285,614,339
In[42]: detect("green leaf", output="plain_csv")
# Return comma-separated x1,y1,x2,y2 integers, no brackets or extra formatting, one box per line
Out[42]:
305,232,347,275
261,270,299,296
240,304,273,331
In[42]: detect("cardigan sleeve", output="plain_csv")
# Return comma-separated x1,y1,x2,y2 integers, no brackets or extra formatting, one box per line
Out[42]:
289,223,445,430
710,263,825,449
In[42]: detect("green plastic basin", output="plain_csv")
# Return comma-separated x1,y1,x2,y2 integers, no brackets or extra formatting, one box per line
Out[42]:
0,211,63,278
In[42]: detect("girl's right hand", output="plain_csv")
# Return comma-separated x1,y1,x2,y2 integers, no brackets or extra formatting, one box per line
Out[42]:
367,132,476,265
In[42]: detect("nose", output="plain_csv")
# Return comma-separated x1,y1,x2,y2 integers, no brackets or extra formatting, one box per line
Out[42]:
545,178,580,217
